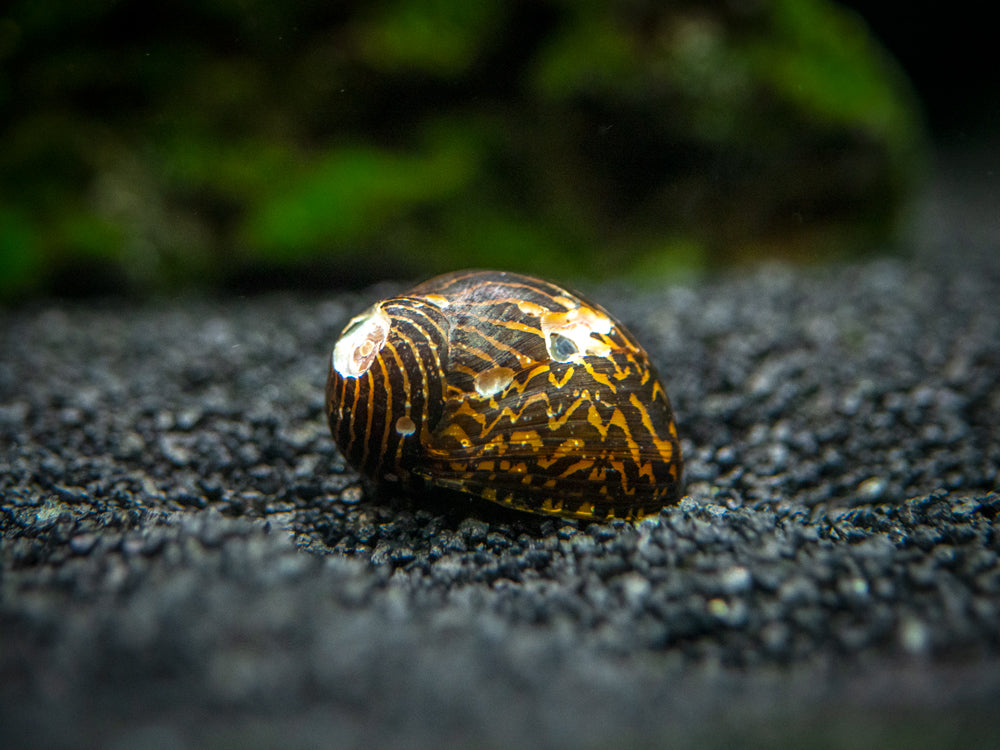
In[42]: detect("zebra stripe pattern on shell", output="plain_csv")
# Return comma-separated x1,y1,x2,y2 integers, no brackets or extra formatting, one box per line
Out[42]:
326,269,683,521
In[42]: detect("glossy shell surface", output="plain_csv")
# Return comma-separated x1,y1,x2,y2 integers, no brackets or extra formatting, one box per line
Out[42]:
326,270,682,520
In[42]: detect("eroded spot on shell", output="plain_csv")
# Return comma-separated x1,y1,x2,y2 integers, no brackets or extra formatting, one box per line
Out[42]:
540,306,613,362
332,305,391,378
474,366,515,398
548,333,578,361
395,415,416,436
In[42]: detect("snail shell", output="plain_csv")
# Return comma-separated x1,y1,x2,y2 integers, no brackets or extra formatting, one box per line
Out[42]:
325,270,683,520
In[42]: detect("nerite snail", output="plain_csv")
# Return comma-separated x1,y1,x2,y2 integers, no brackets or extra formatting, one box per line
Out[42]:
325,270,683,520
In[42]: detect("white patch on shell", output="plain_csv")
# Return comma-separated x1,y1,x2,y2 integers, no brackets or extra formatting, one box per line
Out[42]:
540,307,613,363
332,305,391,378
474,366,515,398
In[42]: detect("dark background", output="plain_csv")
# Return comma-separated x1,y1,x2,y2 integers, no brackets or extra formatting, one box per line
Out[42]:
842,0,999,137
4,0,994,301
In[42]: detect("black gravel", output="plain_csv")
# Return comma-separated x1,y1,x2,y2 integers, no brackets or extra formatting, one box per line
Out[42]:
3,158,1000,748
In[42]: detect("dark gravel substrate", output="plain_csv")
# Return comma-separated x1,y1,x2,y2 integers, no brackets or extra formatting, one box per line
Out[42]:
2,157,999,748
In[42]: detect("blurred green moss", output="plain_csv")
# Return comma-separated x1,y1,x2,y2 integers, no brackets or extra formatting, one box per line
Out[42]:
355,0,505,75
0,0,926,300
244,139,479,259
0,205,41,297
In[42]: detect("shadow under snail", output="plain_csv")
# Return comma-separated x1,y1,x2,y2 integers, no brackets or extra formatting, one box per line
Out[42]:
325,270,683,521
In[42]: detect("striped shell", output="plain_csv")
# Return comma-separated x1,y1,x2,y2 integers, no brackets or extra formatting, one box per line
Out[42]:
325,270,682,520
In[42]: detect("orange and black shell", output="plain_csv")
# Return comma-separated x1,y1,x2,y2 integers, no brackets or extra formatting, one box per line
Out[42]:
325,269,683,521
